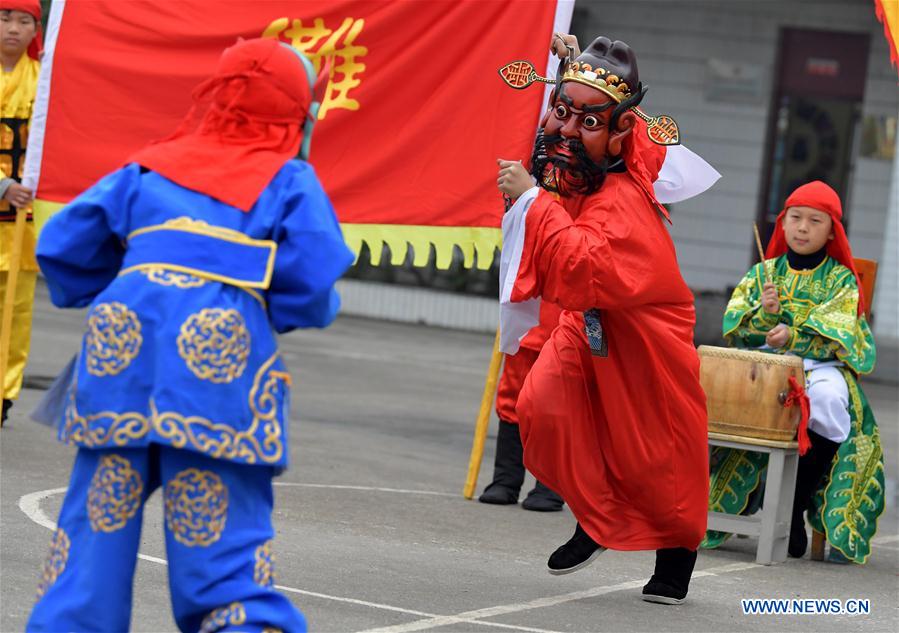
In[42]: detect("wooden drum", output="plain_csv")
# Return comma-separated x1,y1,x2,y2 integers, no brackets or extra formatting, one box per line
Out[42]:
697,345,805,442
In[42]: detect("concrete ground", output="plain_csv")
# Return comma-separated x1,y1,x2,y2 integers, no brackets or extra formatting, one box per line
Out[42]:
1,282,897,632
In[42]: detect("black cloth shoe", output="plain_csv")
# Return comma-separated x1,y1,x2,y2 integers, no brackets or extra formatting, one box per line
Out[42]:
789,430,840,558
1,399,11,427
642,548,698,605
547,523,605,575
479,420,525,505
522,480,564,512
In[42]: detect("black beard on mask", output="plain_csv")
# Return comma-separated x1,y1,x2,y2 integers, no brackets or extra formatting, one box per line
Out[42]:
529,130,610,196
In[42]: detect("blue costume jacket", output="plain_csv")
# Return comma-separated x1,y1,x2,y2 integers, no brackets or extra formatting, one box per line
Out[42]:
36,161,354,470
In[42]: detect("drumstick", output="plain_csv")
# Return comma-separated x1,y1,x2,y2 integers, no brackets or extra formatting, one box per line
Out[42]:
753,222,771,283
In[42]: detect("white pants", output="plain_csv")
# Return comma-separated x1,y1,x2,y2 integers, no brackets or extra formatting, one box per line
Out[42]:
803,360,851,443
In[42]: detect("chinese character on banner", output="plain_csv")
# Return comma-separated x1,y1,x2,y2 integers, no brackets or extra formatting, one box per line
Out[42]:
263,17,368,119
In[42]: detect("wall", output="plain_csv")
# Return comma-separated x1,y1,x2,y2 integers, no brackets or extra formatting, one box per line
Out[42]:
572,0,897,291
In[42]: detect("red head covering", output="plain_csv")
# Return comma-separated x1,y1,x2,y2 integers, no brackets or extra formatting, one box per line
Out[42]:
0,0,43,60
129,38,315,211
765,180,865,315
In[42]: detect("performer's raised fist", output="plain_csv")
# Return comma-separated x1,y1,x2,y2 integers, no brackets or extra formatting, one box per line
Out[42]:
761,282,780,314
551,32,580,59
496,159,532,200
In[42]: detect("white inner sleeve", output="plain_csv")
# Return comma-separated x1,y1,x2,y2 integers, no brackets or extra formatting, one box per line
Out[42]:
499,186,541,354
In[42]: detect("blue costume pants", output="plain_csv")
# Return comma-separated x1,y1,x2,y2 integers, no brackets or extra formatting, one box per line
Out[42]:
27,444,306,632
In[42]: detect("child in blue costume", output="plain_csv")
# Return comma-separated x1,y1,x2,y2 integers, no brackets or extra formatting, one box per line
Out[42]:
27,38,353,632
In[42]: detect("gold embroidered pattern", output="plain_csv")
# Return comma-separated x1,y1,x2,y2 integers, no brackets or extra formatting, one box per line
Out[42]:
85,302,142,376
130,217,257,242
178,309,251,383
164,469,228,547
254,539,275,588
153,353,285,463
140,266,207,288
199,601,246,633
36,528,70,599
87,454,143,532
63,400,151,448
63,353,287,465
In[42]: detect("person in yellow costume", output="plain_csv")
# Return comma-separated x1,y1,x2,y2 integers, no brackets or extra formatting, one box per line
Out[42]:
0,0,41,426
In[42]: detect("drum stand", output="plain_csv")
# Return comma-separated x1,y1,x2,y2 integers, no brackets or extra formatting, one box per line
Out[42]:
707,432,799,565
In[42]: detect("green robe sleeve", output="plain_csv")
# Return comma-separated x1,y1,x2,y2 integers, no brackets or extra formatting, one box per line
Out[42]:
783,266,876,374
723,262,779,348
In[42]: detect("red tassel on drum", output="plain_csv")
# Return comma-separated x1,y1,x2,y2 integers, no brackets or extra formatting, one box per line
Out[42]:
784,376,811,455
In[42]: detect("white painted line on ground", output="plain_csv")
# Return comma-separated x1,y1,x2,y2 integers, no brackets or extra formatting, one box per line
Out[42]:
20,487,170,566
274,585,436,618
18,487,67,531
357,561,762,633
23,486,897,633
17,486,556,633
276,586,561,633
273,482,457,497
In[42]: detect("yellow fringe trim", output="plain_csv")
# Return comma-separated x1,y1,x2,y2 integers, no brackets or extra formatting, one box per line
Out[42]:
342,224,500,270
33,199,502,271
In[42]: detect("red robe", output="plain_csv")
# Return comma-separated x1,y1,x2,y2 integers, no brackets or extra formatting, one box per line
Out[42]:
509,172,709,551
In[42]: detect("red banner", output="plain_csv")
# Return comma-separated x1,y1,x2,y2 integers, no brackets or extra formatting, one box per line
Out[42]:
28,0,569,268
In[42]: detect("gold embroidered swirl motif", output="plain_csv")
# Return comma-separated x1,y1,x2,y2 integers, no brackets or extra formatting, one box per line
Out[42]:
85,302,142,376
254,539,275,588
140,266,207,288
164,468,228,547
63,353,287,465
153,353,285,464
36,528,70,599
87,454,143,532
158,217,249,240
63,399,151,448
178,308,251,383
199,602,246,632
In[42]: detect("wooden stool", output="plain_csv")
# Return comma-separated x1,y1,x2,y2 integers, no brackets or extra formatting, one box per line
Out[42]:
707,432,799,565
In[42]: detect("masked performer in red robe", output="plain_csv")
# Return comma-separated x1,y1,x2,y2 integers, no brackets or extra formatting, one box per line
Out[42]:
498,36,718,604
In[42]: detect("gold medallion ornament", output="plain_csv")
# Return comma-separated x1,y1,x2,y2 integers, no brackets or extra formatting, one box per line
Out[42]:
85,302,143,376
177,308,251,383
36,528,70,599
87,454,143,532
164,468,229,547
200,602,246,633
497,59,680,146
254,539,275,588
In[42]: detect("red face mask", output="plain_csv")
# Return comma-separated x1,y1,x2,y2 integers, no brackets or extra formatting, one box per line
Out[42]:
534,82,621,197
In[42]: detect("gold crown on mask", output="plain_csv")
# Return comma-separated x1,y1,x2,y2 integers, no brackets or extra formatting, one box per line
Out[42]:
562,62,632,103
